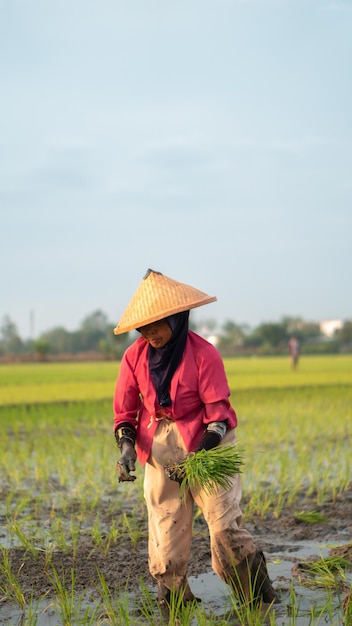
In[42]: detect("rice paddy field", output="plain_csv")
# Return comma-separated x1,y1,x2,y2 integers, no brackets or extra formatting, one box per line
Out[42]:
0,355,351,625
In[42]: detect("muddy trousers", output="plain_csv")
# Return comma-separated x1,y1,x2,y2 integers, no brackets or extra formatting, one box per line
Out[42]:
144,420,257,600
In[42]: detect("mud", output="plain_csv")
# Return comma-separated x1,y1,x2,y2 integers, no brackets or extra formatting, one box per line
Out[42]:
1,487,352,622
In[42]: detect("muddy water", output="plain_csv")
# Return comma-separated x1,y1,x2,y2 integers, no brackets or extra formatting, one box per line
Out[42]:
188,538,351,625
1,488,352,625
1,539,351,625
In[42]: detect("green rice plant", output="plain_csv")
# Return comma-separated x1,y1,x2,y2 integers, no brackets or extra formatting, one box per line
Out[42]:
293,510,330,524
69,515,81,559
136,580,163,625
48,566,82,625
96,570,121,623
20,599,40,625
72,602,107,626
164,444,244,501
343,587,352,625
284,584,343,625
0,545,26,613
228,594,277,626
286,581,299,622
91,514,119,555
160,592,199,626
91,515,104,551
311,553,351,573
224,555,281,626
96,571,137,625
101,519,120,556
138,580,217,626
46,565,105,625
275,491,297,520
9,520,40,560
122,513,145,549
302,593,338,625
48,566,75,624
43,541,54,570
4,493,33,522
297,554,349,590
49,517,71,553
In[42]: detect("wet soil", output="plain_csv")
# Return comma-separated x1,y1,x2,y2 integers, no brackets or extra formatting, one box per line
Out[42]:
2,487,352,602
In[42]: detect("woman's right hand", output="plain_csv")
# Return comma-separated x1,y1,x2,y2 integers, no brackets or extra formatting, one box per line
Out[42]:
117,441,137,482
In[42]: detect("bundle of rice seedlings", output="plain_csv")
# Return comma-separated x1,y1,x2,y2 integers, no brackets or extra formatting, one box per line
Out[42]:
293,510,330,524
164,444,244,499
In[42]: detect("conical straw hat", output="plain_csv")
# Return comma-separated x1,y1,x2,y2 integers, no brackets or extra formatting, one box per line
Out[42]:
113,269,217,335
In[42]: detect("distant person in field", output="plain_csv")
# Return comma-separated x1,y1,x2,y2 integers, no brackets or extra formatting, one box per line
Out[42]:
112,269,279,617
288,336,300,370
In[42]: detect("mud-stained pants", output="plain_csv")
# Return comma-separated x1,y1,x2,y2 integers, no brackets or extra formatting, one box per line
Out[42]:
144,419,257,596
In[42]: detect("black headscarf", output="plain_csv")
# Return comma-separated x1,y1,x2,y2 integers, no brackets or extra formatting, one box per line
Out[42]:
148,311,189,407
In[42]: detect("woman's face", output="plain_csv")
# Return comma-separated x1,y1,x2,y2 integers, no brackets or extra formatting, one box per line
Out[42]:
139,319,172,348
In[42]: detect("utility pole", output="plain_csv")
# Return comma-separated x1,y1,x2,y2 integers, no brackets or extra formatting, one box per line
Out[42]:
30,310,35,341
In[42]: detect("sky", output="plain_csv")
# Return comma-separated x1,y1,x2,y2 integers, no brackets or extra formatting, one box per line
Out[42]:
1,0,352,339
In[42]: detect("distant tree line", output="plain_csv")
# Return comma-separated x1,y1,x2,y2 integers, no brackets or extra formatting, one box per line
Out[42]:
0,311,130,361
1,311,352,362
211,317,352,356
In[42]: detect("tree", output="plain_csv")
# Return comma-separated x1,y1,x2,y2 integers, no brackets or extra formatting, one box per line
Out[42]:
41,327,74,354
251,321,288,350
0,315,22,354
79,310,110,351
336,320,352,349
80,310,109,333
34,338,50,361
217,321,247,354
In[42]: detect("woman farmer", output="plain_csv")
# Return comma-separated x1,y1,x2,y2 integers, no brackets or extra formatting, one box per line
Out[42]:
113,269,279,610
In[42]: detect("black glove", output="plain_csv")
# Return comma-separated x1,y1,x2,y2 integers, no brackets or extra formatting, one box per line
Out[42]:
115,424,137,483
196,421,228,452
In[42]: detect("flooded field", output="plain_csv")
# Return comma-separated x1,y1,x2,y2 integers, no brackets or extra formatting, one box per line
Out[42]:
1,486,352,624
0,357,351,624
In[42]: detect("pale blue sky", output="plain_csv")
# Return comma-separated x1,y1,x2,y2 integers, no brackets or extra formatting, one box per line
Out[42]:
1,0,351,338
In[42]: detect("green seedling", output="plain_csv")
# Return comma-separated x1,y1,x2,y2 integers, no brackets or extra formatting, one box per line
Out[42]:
47,566,76,624
96,570,120,623
47,565,103,625
293,510,330,524
96,571,138,625
91,515,119,555
0,545,26,612
122,513,145,549
297,554,349,589
9,521,40,560
164,444,244,501
69,515,81,559
225,556,280,626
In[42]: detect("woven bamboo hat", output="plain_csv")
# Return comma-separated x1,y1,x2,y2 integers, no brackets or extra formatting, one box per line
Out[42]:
113,269,217,335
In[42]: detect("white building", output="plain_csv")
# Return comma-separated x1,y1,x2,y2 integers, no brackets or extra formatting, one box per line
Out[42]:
320,319,343,337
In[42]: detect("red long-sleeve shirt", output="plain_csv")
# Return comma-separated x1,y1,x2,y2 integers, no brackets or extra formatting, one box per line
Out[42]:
113,330,237,465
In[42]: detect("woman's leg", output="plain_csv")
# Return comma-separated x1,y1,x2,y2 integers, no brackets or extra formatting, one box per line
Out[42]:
193,429,278,604
193,461,257,575
144,420,195,600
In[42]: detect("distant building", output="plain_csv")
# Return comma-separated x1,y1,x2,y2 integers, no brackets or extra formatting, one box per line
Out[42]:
320,319,343,337
206,335,219,346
